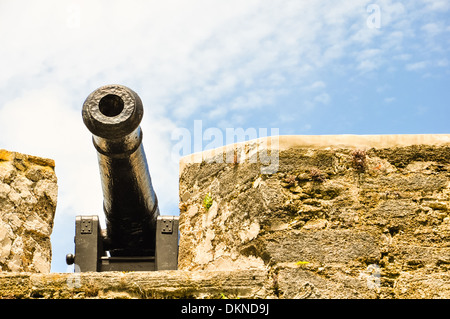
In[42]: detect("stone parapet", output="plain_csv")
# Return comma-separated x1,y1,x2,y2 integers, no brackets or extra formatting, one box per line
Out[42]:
178,134,450,298
0,150,57,273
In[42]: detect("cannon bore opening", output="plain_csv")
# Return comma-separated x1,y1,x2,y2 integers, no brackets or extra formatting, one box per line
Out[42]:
99,94,124,117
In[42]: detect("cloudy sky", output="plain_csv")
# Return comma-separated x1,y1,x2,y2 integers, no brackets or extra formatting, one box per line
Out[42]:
0,0,448,272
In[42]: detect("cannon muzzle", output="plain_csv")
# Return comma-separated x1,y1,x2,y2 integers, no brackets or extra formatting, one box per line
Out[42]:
82,84,159,257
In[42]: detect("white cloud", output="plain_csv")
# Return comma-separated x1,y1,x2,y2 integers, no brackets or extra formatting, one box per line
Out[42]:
393,54,412,61
314,93,331,105
406,61,429,71
421,22,444,36
355,49,383,73
422,0,450,12
302,81,327,91
379,1,407,25
0,85,103,216
0,0,430,123
436,59,449,67
140,115,180,215
376,85,390,93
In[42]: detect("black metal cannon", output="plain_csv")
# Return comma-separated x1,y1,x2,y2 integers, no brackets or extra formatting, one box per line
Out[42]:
66,84,179,272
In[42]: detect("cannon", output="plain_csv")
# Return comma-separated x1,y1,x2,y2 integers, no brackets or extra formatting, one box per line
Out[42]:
66,84,179,272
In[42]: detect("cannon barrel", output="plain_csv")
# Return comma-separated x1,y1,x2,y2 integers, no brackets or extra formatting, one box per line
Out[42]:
82,84,159,257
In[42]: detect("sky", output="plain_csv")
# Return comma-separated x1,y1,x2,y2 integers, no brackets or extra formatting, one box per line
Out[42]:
0,0,448,273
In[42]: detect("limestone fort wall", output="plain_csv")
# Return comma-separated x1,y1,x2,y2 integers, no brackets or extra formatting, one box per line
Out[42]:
1,134,449,299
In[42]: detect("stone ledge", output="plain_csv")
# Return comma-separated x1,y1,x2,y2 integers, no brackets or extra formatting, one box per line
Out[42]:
0,269,271,299
180,134,450,170
3,267,448,299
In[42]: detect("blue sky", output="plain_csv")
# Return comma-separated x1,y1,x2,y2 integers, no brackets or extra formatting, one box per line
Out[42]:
0,0,448,272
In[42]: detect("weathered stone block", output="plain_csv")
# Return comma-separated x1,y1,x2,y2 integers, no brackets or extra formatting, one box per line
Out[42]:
0,149,57,273
251,229,381,265
276,266,377,299
178,134,450,298
394,270,450,299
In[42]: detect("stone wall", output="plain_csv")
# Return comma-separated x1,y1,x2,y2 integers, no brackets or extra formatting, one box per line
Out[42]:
0,150,57,273
1,134,450,299
178,134,450,298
